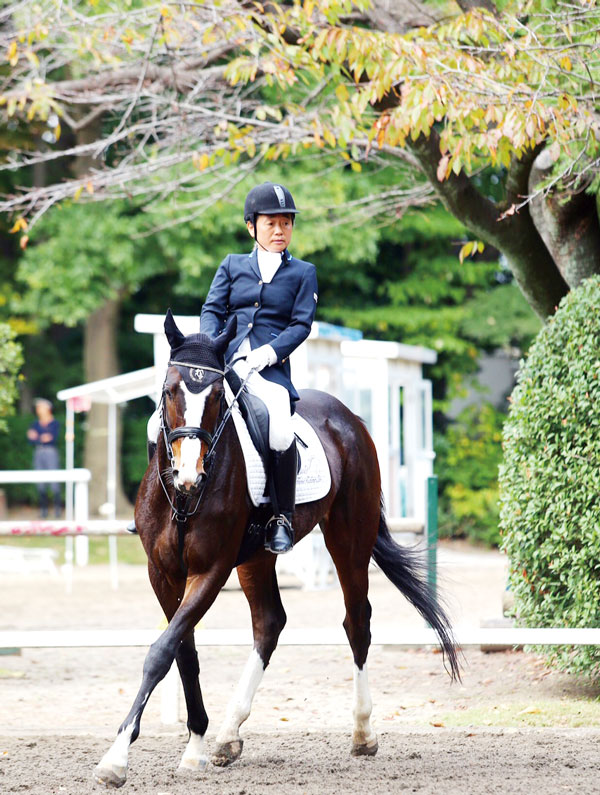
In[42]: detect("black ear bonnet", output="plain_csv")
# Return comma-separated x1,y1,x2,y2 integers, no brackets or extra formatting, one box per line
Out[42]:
164,309,237,394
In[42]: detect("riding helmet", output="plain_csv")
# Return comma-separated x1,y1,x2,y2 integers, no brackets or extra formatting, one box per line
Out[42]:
243,182,299,224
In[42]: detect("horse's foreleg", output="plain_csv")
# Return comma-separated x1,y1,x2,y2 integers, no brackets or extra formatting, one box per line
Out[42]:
93,571,226,788
93,624,182,788
176,633,210,773
212,558,286,767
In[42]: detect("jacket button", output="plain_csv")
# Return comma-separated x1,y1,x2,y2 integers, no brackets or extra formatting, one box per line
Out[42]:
254,301,259,307
258,280,263,285
248,322,253,328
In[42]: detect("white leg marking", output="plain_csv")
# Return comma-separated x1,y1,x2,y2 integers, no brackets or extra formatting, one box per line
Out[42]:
216,649,265,745
352,665,377,747
179,731,209,771
95,721,135,784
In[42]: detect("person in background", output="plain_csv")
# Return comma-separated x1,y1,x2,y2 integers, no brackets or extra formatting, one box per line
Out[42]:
27,398,62,518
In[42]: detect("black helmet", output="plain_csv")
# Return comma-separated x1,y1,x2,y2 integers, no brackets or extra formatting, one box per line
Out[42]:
243,182,299,224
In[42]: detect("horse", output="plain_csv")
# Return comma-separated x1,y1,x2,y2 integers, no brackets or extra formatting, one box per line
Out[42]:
93,310,459,788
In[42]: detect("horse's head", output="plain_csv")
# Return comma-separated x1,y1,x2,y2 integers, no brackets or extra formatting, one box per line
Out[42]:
161,309,237,495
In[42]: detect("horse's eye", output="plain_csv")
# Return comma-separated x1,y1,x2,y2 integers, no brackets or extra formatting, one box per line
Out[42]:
163,388,172,400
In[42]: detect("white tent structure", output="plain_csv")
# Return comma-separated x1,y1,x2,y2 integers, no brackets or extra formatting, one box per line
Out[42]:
57,367,157,523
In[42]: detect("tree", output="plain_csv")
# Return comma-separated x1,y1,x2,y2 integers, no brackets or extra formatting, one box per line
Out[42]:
14,200,177,511
0,322,23,432
1,0,599,326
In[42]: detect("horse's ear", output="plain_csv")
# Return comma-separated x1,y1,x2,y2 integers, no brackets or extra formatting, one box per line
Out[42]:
164,309,185,349
214,315,237,354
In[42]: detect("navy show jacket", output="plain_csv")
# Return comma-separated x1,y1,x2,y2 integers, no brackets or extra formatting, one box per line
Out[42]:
200,248,318,403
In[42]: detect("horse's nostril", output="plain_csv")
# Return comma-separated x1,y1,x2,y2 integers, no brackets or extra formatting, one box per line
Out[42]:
172,470,179,478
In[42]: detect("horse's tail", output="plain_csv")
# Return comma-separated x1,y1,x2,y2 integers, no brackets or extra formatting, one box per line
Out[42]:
371,503,461,681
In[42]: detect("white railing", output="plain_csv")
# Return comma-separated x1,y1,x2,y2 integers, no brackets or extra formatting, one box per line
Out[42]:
1,625,600,725
0,469,127,590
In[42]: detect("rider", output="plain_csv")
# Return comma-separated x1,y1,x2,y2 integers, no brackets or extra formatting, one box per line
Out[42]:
199,182,319,554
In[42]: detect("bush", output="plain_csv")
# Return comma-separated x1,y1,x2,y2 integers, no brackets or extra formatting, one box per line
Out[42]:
500,275,600,678
437,402,504,546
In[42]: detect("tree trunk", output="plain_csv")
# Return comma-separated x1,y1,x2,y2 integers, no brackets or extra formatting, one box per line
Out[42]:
72,114,130,516
529,149,600,288
83,298,131,516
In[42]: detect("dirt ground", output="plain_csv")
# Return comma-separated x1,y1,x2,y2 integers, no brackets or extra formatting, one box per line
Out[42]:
2,540,600,794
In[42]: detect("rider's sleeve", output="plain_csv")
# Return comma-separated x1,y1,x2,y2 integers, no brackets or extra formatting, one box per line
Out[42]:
200,256,231,336
270,262,318,363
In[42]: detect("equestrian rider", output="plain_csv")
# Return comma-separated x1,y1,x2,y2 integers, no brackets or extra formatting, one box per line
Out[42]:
199,182,319,554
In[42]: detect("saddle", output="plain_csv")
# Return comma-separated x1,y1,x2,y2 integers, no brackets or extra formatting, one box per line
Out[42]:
223,371,331,509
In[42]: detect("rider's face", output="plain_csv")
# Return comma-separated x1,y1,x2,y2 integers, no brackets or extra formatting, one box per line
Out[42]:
247,214,293,253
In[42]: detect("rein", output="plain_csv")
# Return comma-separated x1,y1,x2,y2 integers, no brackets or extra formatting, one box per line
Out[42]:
157,363,254,575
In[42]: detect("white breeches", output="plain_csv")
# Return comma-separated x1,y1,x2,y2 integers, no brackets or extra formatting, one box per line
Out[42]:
232,359,294,452
147,364,294,453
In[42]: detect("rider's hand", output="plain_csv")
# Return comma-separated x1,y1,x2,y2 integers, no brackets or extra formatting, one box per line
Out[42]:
246,344,277,372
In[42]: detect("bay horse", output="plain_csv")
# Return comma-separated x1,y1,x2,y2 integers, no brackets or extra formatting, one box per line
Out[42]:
93,311,459,788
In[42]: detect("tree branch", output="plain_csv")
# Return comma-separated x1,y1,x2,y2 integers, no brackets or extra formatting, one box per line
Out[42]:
408,130,568,318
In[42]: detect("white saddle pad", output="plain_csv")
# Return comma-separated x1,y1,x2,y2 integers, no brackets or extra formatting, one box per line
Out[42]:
225,384,332,508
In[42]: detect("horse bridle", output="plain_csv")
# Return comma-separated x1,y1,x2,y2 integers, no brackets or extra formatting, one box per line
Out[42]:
158,360,252,525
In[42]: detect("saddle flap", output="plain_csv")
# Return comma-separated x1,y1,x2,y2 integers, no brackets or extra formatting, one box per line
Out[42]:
225,371,270,462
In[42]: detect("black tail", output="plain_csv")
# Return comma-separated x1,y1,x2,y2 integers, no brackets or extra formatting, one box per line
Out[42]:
371,507,461,681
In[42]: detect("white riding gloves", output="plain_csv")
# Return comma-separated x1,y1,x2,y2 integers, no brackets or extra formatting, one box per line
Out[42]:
246,344,277,372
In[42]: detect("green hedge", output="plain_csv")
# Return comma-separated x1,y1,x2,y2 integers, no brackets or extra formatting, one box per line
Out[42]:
500,275,600,677
437,402,504,546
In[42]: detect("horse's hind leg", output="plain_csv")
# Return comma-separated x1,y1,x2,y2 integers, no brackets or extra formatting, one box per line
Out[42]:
212,555,286,767
322,516,379,757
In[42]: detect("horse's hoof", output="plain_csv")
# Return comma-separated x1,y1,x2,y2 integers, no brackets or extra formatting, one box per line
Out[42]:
92,765,127,788
177,756,208,774
211,739,244,767
351,738,378,757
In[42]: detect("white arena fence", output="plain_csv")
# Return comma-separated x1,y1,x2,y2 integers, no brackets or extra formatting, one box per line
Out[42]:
2,626,600,725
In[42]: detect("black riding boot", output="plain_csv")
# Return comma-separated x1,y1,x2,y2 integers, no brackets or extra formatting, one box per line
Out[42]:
265,440,297,555
126,440,157,534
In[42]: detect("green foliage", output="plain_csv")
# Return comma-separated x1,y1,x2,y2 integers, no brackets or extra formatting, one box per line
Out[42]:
15,202,173,326
460,282,542,350
121,412,151,504
438,403,505,545
0,322,23,432
500,275,600,677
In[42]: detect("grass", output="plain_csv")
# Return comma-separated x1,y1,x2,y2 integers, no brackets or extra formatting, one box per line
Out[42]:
433,700,600,729
0,535,148,566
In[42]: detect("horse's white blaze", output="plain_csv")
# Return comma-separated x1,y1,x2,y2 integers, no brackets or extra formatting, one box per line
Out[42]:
179,731,209,771
216,649,265,745
176,382,210,487
352,665,376,746
96,721,135,779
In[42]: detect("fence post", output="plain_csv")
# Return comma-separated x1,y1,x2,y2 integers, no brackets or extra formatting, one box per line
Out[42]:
426,475,438,603
74,480,89,567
